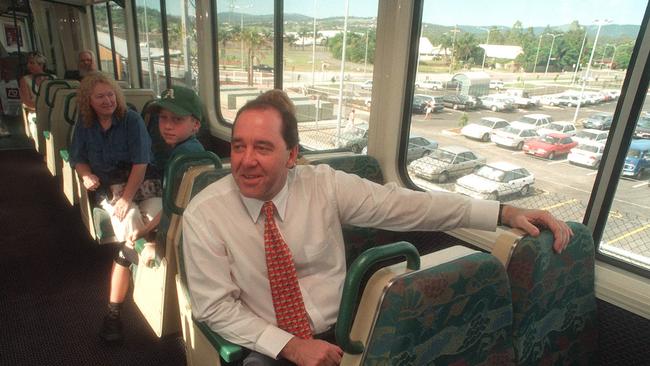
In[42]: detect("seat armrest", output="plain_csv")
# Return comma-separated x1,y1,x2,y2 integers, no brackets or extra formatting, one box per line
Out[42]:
60,149,70,162
133,238,163,267
194,320,244,363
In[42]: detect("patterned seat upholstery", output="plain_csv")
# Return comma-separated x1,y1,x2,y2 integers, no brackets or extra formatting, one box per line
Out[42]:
504,222,597,365
339,245,515,366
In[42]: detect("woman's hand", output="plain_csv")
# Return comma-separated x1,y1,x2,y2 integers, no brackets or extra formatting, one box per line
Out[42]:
82,174,100,191
141,244,156,268
112,197,132,221
126,228,145,244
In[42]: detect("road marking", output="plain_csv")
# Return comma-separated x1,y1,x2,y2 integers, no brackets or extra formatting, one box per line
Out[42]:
542,199,578,210
547,159,568,165
633,181,649,188
608,210,624,219
606,223,650,245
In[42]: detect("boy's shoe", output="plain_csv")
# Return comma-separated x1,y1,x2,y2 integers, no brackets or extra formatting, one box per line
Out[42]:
99,315,123,344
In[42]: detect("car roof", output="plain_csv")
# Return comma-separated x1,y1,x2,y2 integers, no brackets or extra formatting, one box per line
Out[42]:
480,117,508,123
509,122,538,130
439,145,472,154
486,161,521,171
523,113,551,119
545,133,570,138
549,121,575,126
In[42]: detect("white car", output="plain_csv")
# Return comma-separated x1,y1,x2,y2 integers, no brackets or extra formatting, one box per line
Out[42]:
455,162,535,200
489,80,505,89
479,95,515,112
408,146,486,183
461,117,510,142
537,121,577,137
491,125,539,150
573,129,609,145
415,80,444,90
511,113,553,130
568,142,606,169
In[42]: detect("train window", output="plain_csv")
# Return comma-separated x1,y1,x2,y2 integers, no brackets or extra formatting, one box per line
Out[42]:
135,0,165,93
215,0,276,123
408,2,647,268
93,2,131,84
94,3,115,75
282,0,378,151
164,0,198,91
109,2,131,84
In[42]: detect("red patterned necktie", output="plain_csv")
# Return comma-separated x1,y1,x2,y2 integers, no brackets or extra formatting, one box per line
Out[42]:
262,201,313,339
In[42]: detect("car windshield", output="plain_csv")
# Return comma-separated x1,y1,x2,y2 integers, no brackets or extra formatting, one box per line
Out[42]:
591,114,609,121
476,166,506,182
578,145,601,153
501,126,522,135
542,136,560,144
627,149,643,158
518,116,538,125
477,119,496,128
576,131,598,140
548,124,564,131
430,149,456,163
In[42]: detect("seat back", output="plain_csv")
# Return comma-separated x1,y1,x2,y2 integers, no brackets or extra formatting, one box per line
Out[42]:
46,88,77,177
122,88,155,113
34,79,78,154
60,92,78,205
492,222,597,365
338,244,515,366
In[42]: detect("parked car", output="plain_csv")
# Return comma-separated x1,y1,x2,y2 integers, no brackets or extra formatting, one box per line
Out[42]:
415,80,444,90
502,89,539,108
252,64,274,72
360,80,373,90
412,94,444,114
442,94,478,110
510,113,552,130
489,80,505,89
537,121,577,137
550,94,581,107
491,125,539,150
479,95,514,112
455,162,535,200
407,146,485,183
573,129,609,145
583,112,614,130
622,139,650,179
523,133,578,159
406,136,439,162
634,115,650,139
331,123,369,153
461,117,509,142
568,142,606,169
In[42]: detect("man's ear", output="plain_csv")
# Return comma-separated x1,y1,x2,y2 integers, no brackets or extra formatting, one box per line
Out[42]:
286,145,299,168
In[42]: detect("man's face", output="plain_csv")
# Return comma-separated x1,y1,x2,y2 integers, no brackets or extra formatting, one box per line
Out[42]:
79,52,95,73
158,109,199,147
231,108,298,201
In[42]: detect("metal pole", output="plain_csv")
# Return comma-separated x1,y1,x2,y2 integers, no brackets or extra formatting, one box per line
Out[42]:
448,26,459,75
481,28,490,70
311,0,316,86
335,0,349,147
364,29,369,74
545,34,561,75
533,34,543,73
573,20,608,123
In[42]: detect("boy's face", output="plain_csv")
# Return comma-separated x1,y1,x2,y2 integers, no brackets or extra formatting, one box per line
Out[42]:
158,109,199,147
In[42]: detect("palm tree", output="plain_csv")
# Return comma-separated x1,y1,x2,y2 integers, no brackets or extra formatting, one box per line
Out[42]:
240,27,271,86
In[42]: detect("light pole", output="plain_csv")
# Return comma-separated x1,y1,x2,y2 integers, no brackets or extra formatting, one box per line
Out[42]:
533,34,543,73
609,44,619,69
480,27,491,70
544,33,562,75
234,3,252,70
448,26,459,75
335,0,350,147
600,44,614,68
363,29,369,74
572,28,588,84
573,19,611,124
311,0,317,86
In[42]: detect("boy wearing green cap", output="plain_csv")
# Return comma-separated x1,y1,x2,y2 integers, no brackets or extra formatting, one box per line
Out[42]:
100,86,205,344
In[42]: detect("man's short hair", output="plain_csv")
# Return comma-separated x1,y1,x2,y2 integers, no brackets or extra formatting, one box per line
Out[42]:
233,89,300,149
28,52,47,68
79,50,95,61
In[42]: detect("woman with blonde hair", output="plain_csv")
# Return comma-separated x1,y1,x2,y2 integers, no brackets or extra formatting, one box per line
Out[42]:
19,51,52,110
69,72,161,246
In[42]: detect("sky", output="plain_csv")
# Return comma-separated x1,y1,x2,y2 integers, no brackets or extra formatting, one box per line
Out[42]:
165,0,647,27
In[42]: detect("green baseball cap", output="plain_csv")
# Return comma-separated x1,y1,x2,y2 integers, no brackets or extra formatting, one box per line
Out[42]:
152,86,203,121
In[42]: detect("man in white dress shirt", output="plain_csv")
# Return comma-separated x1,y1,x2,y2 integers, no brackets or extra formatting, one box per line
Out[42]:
182,90,573,366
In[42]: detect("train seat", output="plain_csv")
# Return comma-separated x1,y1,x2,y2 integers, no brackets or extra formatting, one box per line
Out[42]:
122,89,155,113
338,244,515,366
492,222,597,365
34,79,78,155
45,88,77,177
21,73,54,142
59,92,79,206
131,152,222,338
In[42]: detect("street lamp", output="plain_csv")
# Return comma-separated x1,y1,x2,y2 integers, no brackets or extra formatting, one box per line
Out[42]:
335,0,350,147
233,2,252,69
533,34,543,73
544,33,562,75
479,27,491,70
600,44,614,68
311,0,317,86
573,19,611,123
609,44,620,69
448,26,460,75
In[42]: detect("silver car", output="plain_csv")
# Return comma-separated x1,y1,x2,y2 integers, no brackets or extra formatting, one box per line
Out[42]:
408,146,486,183
455,162,535,200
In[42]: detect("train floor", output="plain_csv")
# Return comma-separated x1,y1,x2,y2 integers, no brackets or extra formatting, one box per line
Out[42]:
0,114,186,366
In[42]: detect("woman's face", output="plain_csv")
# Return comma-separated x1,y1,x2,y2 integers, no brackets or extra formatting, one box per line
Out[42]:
27,57,44,74
90,82,117,118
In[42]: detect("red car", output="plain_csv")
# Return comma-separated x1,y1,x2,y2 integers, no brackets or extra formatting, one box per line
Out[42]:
523,133,578,159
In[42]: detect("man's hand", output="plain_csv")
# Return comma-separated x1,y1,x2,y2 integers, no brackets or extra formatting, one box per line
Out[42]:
82,174,100,191
112,197,131,221
280,337,343,366
501,205,573,253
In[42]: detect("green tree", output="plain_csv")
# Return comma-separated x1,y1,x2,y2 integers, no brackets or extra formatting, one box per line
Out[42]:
240,27,271,86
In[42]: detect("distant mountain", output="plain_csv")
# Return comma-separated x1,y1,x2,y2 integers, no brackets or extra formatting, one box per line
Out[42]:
423,23,640,40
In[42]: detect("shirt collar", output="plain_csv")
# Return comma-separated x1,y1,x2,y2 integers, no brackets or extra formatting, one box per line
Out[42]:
240,169,293,223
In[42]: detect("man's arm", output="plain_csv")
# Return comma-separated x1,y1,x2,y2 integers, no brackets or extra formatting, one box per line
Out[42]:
499,204,573,253
280,337,343,366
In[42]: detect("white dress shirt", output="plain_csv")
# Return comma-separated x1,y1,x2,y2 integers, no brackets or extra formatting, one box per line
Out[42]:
182,164,498,358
